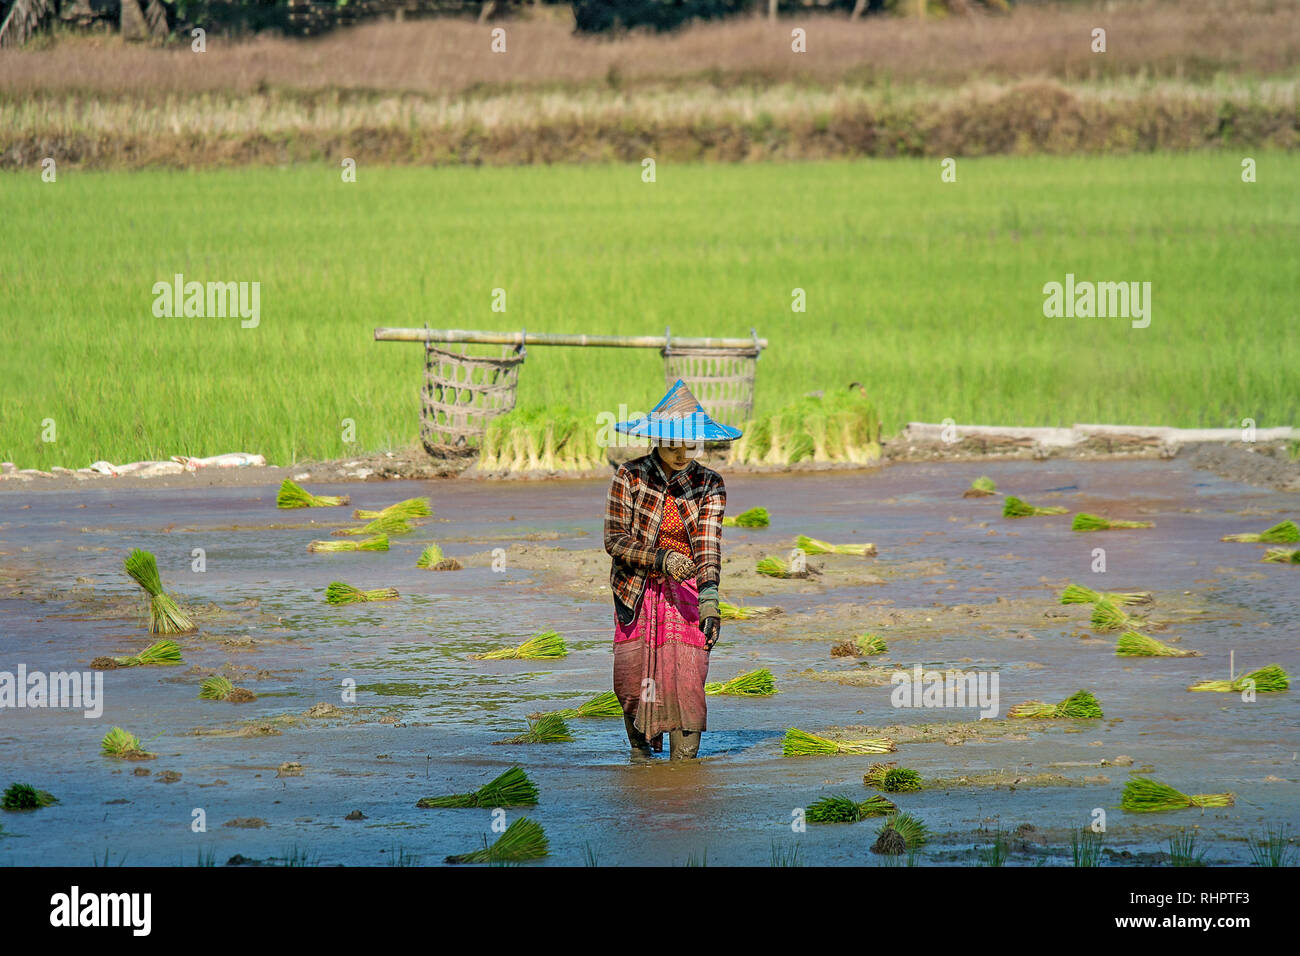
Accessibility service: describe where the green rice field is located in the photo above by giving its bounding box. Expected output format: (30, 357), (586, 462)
(2, 153), (1296, 470)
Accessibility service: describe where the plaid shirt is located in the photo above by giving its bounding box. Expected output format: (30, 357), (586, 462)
(604, 452), (726, 623)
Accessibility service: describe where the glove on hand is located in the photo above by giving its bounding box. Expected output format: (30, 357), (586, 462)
(698, 584), (721, 650)
(662, 550), (698, 582)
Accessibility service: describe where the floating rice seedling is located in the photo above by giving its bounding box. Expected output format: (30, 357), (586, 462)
(879, 768), (924, 793)
(795, 535), (876, 556)
(1008, 689), (1103, 719)
(417, 767), (539, 809)
(1121, 778), (1235, 813)
(1188, 664), (1289, 693)
(2, 782), (57, 810)
(1116, 631), (1200, 658)
(872, 812), (929, 854)
(705, 668), (776, 696)
(416, 544), (462, 571)
(756, 556), (807, 579)
(473, 631), (567, 660)
(111, 639), (182, 668)
(832, 633), (887, 658)
(1221, 520), (1299, 543)
(1091, 599), (1141, 632)
(542, 690), (624, 720)
(863, 762), (897, 788)
(493, 713), (574, 745)
(276, 479), (349, 509)
(324, 581), (400, 605)
(101, 727), (154, 760)
(333, 514), (414, 537)
(445, 817), (549, 864)
(1003, 496), (1069, 518)
(722, 507), (770, 528)
(1059, 583), (1152, 606)
(717, 600), (780, 620)
(308, 535), (389, 553)
(806, 794), (897, 823)
(782, 728), (895, 756)
(1262, 547), (1300, 564)
(123, 548), (195, 635)
(1072, 512), (1154, 531)
(963, 476), (997, 497)
(353, 497), (433, 521)
(198, 675), (256, 702)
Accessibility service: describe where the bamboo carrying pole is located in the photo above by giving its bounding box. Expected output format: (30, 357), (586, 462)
(375, 328), (768, 351)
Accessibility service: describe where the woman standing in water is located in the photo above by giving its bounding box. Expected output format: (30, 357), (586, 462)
(604, 380), (741, 761)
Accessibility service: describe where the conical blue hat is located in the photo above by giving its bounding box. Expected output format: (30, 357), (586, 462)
(614, 380), (743, 442)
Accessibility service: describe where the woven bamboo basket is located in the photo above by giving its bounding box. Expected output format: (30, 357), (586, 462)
(421, 342), (525, 451)
(662, 345), (759, 430)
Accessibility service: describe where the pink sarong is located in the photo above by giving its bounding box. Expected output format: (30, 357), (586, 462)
(613, 574), (710, 742)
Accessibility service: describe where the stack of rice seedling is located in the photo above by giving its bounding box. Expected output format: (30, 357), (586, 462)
(101, 727), (154, 760)
(1059, 583), (1152, 606)
(1188, 664), (1289, 693)
(722, 507), (770, 528)
(1116, 631), (1200, 658)
(730, 391), (880, 466)
(276, 480), (349, 509)
(493, 713), (574, 745)
(416, 544), (463, 571)
(445, 817), (549, 864)
(1262, 548), (1300, 564)
(1221, 520), (1299, 543)
(1091, 599), (1143, 632)
(332, 514), (414, 537)
(417, 767), (539, 808)
(718, 600), (780, 620)
(93, 639), (182, 669)
(782, 728), (895, 756)
(756, 556), (809, 579)
(832, 633), (887, 658)
(308, 535), (389, 553)
(198, 675), (257, 703)
(796, 535), (876, 556)
(1008, 689), (1103, 719)
(805, 794), (897, 823)
(1072, 513), (1154, 531)
(863, 762), (925, 792)
(324, 581), (400, 605)
(1003, 496), (1068, 518)
(124, 549), (195, 635)
(353, 497), (433, 521)
(472, 631), (567, 660)
(535, 691), (623, 720)
(963, 476), (997, 498)
(2, 782), (58, 810)
(1121, 778), (1235, 813)
(872, 812), (929, 855)
(704, 669), (776, 696)
(480, 408), (604, 474)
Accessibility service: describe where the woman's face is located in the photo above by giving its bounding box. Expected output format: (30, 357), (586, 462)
(655, 441), (698, 473)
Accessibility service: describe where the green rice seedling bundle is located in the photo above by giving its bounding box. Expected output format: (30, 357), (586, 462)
(353, 497), (433, 521)
(1116, 631), (1200, 658)
(1188, 664), (1289, 693)
(872, 812), (929, 854)
(198, 675), (256, 702)
(1221, 520), (1299, 543)
(333, 514), (414, 537)
(473, 631), (567, 660)
(416, 543), (462, 571)
(1059, 583), (1152, 606)
(1121, 778), (1235, 813)
(730, 391), (880, 466)
(1261, 547), (1300, 564)
(494, 713), (574, 745)
(757, 556), (806, 578)
(1002, 496), (1068, 518)
(1091, 600), (1140, 631)
(722, 507), (770, 528)
(324, 581), (400, 605)
(805, 794), (897, 823)
(782, 728), (895, 757)
(112, 639), (182, 667)
(717, 600), (779, 620)
(445, 817), (549, 864)
(417, 766), (539, 809)
(308, 535), (389, 553)
(2, 782), (57, 810)
(863, 762), (897, 788)
(101, 727), (154, 760)
(879, 768), (924, 792)
(831, 633), (887, 657)
(963, 476), (997, 497)
(123, 548), (195, 634)
(1072, 512), (1154, 531)
(277, 479), (349, 509)
(795, 535), (876, 556)
(544, 690), (623, 720)
(704, 668), (776, 696)
(1008, 689), (1103, 719)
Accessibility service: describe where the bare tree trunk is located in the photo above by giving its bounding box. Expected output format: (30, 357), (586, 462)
(768, 0), (777, 22)
(850, 0), (867, 20)
(478, 0), (496, 23)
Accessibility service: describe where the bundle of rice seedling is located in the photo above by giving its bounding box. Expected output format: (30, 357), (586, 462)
(963, 476), (997, 497)
(417, 766), (539, 809)
(416, 543), (462, 571)
(1116, 631), (1200, 658)
(308, 535), (389, 553)
(872, 812), (929, 854)
(718, 600), (779, 620)
(831, 633), (888, 658)
(353, 497), (433, 521)
(473, 631), (567, 660)
(704, 669), (776, 696)
(543, 690), (623, 720)
(1262, 547), (1300, 564)
(879, 768), (924, 793)
(1072, 512), (1154, 531)
(100, 727), (153, 760)
(494, 713), (574, 745)
(795, 535), (876, 556)
(123, 548), (195, 635)
(1091, 599), (1140, 632)
(445, 817), (549, 864)
(324, 581), (400, 605)
(276, 479), (349, 509)
(757, 556), (807, 579)
(806, 794), (897, 823)
(332, 514), (413, 537)
(1121, 778), (1235, 813)
(722, 507), (770, 528)
(863, 762), (897, 787)
(1003, 496), (1069, 518)
(2, 782), (57, 811)
(1059, 583), (1153, 606)
(782, 728), (895, 756)
(198, 675), (256, 702)
(1008, 689), (1103, 719)
(1188, 664), (1289, 693)
(1221, 520), (1299, 543)
(112, 639), (182, 667)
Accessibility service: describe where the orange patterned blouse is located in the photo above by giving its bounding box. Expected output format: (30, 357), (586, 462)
(656, 493), (694, 559)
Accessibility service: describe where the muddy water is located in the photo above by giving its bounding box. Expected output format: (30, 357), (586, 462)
(0, 460), (1295, 866)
